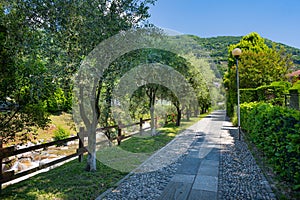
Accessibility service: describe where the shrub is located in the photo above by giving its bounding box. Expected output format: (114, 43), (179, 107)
(256, 85), (286, 106)
(229, 81), (291, 118)
(240, 88), (257, 103)
(46, 88), (71, 113)
(53, 127), (70, 141)
(240, 102), (300, 188)
(290, 80), (300, 92)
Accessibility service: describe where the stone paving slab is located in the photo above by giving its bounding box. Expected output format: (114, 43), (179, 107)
(188, 189), (217, 200)
(158, 182), (193, 200)
(171, 174), (195, 183)
(197, 164), (219, 177)
(158, 111), (224, 200)
(176, 157), (201, 175)
(192, 175), (218, 192)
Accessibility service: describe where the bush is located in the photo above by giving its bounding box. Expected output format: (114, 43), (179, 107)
(256, 85), (286, 105)
(240, 102), (300, 188)
(290, 80), (300, 92)
(46, 88), (71, 113)
(228, 81), (291, 118)
(240, 88), (257, 103)
(53, 127), (70, 141)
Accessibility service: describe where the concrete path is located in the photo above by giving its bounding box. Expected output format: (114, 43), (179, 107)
(158, 110), (225, 200)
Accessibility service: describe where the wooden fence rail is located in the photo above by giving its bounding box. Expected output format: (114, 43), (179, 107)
(0, 117), (152, 190)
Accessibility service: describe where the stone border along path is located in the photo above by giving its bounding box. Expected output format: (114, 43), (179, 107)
(98, 110), (276, 200)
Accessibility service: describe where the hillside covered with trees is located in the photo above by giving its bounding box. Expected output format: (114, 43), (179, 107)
(188, 35), (300, 77)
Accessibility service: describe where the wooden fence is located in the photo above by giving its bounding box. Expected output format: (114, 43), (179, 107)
(0, 118), (152, 190)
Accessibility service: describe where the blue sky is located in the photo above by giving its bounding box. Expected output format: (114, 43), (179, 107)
(148, 0), (300, 49)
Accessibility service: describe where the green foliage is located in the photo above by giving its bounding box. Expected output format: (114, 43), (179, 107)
(188, 35), (242, 77)
(0, 0), (156, 145)
(256, 85), (287, 105)
(224, 32), (293, 117)
(46, 88), (71, 113)
(290, 80), (300, 92)
(53, 127), (70, 141)
(240, 88), (257, 103)
(189, 35), (300, 77)
(240, 81), (291, 106)
(240, 102), (300, 187)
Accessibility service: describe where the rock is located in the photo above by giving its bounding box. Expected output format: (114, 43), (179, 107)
(59, 146), (68, 150)
(47, 154), (59, 159)
(31, 152), (41, 161)
(18, 152), (32, 159)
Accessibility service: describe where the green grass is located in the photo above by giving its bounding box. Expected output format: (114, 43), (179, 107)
(120, 115), (207, 154)
(1, 156), (127, 200)
(1, 114), (208, 199)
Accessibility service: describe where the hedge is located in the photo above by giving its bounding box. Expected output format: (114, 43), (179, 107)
(228, 81), (291, 118)
(240, 81), (290, 106)
(240, 102), (300, 189)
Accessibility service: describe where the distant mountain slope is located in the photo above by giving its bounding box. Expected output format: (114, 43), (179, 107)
(187, 35), (300, 77)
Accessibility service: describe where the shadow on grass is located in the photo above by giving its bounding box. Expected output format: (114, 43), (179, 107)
(120, 114), (208, 154)
(1, 156), (127, 200)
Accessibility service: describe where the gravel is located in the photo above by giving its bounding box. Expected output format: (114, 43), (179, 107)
(218, 127), (277, 200)
(100, 154), (187, 200)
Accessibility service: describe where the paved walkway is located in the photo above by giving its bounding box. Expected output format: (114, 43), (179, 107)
(99, 110), (275, 200)
(158, 111), (224, 200)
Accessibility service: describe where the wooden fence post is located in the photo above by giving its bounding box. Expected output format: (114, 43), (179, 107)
(165, 114), (168, 125)
(139, 118), (143, 135)
(117, 127), (122, 146)
(78, 127), (84, 162)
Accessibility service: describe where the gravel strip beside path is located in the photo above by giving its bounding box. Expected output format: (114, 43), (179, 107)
(218, 120), (277, 200)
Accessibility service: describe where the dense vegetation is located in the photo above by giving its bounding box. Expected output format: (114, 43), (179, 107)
(1, 0), (215, 171)
(0, 0), (156, 145)
(223, 33), (300, 197)
(223, 32), (293, 117)
(240, 102), (300, 191)
(188, 35), (300, 77)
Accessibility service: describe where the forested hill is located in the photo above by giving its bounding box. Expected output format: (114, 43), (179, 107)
(188, 35), (300, 77)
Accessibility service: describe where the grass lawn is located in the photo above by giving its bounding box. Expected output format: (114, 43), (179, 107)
(1, 157), (127, 200)
(120, 116), (204, 153)
(1, 114), (207, 200)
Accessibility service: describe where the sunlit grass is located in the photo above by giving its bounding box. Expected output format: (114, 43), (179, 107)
(1, 156), (127, 200)
(36, 112), (76, 141)
(120, 114), (208, 154)
(1, 113), (208, 199)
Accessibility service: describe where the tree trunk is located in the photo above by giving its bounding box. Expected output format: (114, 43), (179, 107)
(78, 77), (98, 172)
(86, 151), (96, 172)
(176, 106), (181, 126)
(85, 125), (97, 172)
(150, 105), (156, 135)
(146, 86), (157, 136)
(194, 107), (199, 117)
(186, 108), (190, 121)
